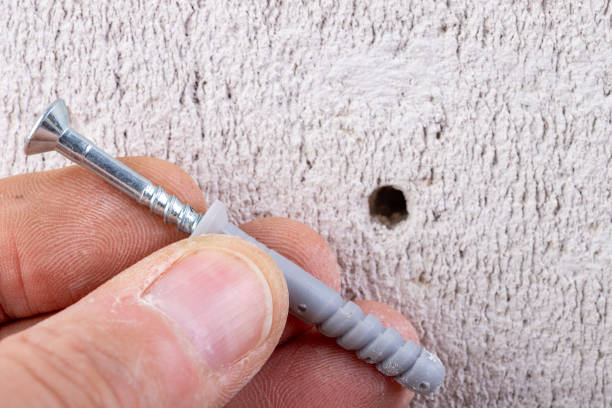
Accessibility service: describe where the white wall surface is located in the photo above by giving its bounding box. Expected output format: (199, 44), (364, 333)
(1, 1), (611, 406)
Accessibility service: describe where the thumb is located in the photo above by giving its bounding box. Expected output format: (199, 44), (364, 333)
(0, 234), (288, 407)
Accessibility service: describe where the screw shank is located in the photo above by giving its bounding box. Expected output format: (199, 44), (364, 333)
(57, 129), (152, 201)
(54, 129), (201, 234)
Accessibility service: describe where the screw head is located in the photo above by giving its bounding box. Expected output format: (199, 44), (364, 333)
(25, 99), (70, 155)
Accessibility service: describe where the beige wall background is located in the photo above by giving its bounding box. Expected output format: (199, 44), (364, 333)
(1, 1), (611, 406)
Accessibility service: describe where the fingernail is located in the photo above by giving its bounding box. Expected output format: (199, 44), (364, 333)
(143, 249), (273, 369)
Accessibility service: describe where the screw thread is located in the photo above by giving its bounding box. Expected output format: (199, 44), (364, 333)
(142, 185), (202, 234)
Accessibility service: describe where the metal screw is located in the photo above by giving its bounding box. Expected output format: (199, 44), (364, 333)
(25, 99), (203, 234)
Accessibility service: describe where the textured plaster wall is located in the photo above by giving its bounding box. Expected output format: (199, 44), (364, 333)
(1, 1), (611, 406)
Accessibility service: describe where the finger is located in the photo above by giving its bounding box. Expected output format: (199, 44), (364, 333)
(0, 212), (338, 345)
(227, 300), (417, 408)
(0, 157), (206, 321)
(0, 234), (288, 407)
(240, 217), (340, 344)
(0, 313), (52, 342)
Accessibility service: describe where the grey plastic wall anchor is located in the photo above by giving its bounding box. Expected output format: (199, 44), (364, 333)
(376, 340), (421, 376)
(337, 314), (385, 350)
(192, 201), (445, 394)
(25, 100), (444, 397)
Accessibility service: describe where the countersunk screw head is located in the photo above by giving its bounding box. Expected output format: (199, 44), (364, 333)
(25, 99), (71, 155)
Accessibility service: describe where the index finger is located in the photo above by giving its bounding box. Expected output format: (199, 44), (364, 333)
(0, 157), (207, 322)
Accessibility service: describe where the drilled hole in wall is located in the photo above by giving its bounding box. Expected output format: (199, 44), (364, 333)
(369, 185), (408, 227)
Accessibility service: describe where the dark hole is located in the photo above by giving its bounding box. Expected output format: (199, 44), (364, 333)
(369, 185), (408, 227)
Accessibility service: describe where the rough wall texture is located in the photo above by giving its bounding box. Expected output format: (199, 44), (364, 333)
(1, 1), (611, 406)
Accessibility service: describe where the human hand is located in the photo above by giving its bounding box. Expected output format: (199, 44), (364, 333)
(0, 157), (418, 407)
